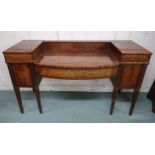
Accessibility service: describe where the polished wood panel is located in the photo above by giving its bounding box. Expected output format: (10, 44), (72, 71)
(119, 64), (142, 88)
(3, 40), (152, 115)
(11, 64), (33, 87)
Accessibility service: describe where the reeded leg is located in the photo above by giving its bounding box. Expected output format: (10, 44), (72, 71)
(7, 64), (24, 113)
(129, 90), (139, 116)
(110, 88), (119, 115)
(33, 86), (43, 113)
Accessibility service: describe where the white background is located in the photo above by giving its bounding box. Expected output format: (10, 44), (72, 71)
(0, 0), (155, 155)
(0, 31), (155, 92)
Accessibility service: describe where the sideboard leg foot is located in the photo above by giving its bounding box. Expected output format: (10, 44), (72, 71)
(110, 88), (119, 115)
(34, 86), (43, 113)
(14, 87), (24, 114)
(152, 102), (155, 113)
(129, 90), (139, 116)
(118, 89), (121, 94)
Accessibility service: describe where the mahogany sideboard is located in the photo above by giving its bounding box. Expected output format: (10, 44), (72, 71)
(3, 40), (152, 115)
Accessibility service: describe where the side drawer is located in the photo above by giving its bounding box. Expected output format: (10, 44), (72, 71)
(11, 64), (33, 87)
(121, 54), (150, 63)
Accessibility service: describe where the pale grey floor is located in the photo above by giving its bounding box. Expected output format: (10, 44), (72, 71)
(0, 91), (154, 123)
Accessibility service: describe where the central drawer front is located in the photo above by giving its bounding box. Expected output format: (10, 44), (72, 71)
(36, 67), (118, 80)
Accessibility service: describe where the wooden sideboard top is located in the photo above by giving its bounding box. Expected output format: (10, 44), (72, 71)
(112, 40), (151, 55)
(3, 40), (152, 67)
(3, 40), (151, 55)
(4, 40), (43, 54)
